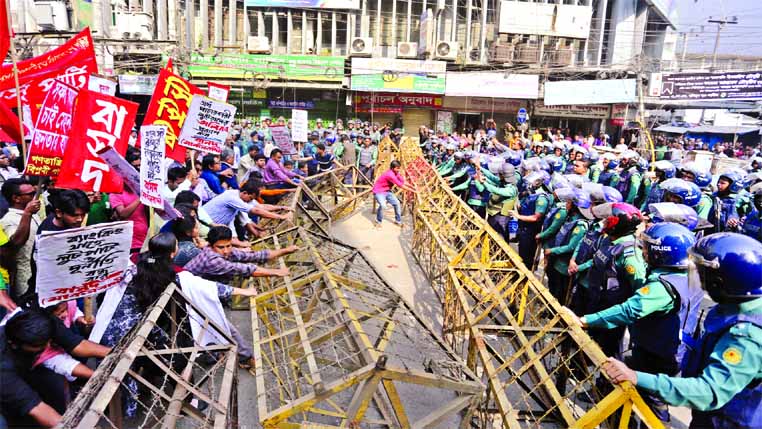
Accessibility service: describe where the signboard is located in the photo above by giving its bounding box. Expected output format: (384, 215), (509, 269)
(89, 76), (117, 96)
(498, 1), (592, 39)
(188, 53), (345, 82)
(353, 93), (443, 108)
(260, 109), (271, 120)
(517, 108), (528, 124)
(270, 125), (295, 155)
(291, 109), (308, 142)
(445, 72), (540, 99)
(355, 106), (403, 114)
(244, 0), (358, 7)
(24, 81), (78, 177)
(442, 96), (526, 113)
(436, 110), (453, 134)
(652, 71), (762, 101)
(118, 75), (159, 95)
(56, 90), (139, 193)
(543, 79), (637, 105)
(207, 82), (230, 102)
(350, 58), (446, 94)
(178, 95), (237, 154)
(534, 102), (611, 119)
(268, 100), (315, 109)
(139, 125), (167, 209)
(35, 221), (133, 307)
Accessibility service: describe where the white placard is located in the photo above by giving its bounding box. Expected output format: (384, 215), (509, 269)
(35, 221), (133, 307)
(88, 75), (117, 96)
(139, 125), (167, 209)
(291, 109), (308, 142)
(177, 95), (237, 154)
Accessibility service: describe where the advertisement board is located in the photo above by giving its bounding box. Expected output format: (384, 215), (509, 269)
(498, 1), (592, 39)
(350, 58), (446, 94)
(445, 72), (539, 99)
(544, 79), (637, 105)
(188, 54), (345, 81)
(651, 71), (762, 101)
(244, 0), (358, 7)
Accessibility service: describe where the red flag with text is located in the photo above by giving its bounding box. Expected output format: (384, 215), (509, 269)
(0, 28), (97, 116)
(56, 89), (138, 193)
(142, 67), (203, 163)
(0, 0), (10, 63)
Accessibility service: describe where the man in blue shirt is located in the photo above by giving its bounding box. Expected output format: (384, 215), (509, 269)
(199, 154), (234, 196)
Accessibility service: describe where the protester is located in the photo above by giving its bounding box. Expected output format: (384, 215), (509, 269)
(0, 178), (41, 300)
(202, 180), (293, 237)
(371, 160), (416, 228)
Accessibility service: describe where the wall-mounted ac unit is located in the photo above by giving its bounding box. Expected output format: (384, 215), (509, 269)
(434, 41), (459, 61)
(247, 36), (271, 53)
(32, 1), (69, 31)
(466, 48), (482, 64)
(397, 42), (418, 58)
(349, 37), (373, 56)
(115, 12), (154, 40)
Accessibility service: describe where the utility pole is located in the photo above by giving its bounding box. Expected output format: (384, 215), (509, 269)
(708, 16), (738, 71)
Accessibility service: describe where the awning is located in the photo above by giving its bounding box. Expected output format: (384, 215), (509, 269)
(653, 125), (689, 134)
(686, 125), (760, 135)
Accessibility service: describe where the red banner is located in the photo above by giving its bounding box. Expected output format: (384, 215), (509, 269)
(142, 67), (203, 162)
(354, 92), (443, 108)
(56, 90), (138, 193)
(0, 29), (97, 115)
(0, 102), (21, 144)
(24, 81), (78, 177)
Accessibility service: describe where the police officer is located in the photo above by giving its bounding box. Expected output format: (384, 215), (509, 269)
(604, 233), (762, 428)
(598, 153), (620, 187)
(584, 202), (647, 358)
(484, 163), (519, 240)
(641, 160), (677, 213)
(573, 223), (703, 422)
(612, 150), (643, 205)
(586, 148), (602, 183)
(510, 171), (552, 269)
(742, 185), (762, 242)
(545, 188), (591, 304)
(678, 162), (714, 220)
(451, 153), (492, 217)
(709, 170), (744, 233)
(536, 178), (570, 263)
(439, 151), (467, 178)
(660, 178), (703, 218)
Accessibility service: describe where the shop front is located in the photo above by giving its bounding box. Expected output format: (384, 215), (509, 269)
(352, 93), (443, 135)
(531, 102), (612, 136)
(441, 97), (528, 138)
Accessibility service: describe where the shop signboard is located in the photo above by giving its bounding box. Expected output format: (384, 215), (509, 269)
(442, 96), (526, 113)
(244, 0), (358, 7)
(188, 53), (345, 82)
(118, 75), (159, 95)
(534, 102), (611, 119)
(268, 100), (316, 109)
(651, 71), (762, 101)
(355, 106), (403, 114)
(445, 72), (540, 99)
(544, 79), (637, 105)
(353, 93), (443, 108)
(350, 58), (446, 94)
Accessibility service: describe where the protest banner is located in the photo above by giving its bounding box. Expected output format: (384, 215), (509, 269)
(269, 125), (296, 155)
(56, 89), (138, 193)
(0, 28), (97, 113)
(177, 95), (236, 154)
(291, 109), (308, 142)
(142, 67), (204, 162)
(139, 125), (167, 209)
(100, 146), (179, 220)
(35, 221), (133, 307)
(207, 82), (230, 102)
(24, 81), (78, 177)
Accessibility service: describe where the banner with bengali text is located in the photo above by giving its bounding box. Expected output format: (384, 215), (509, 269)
(177, 95), (236, 154)
(139, 125), (167, 208)
(24, 81), (78, 177)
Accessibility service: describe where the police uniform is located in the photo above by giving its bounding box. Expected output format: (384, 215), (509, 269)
(696, 193), (713, 220)
(546, 214), (588, 303)
(452, 168), (492, 218)
(636, 297), (762, 428)
(641, 178), (665, 213)
(585, 269), (703, 421)
(588, 164), (602, 184)
(570, 222), (609, 314)
(599, 168), (618, 187)
(484, 180), (518, 240)
(517, 190), (551, 268)
(743, 208), (762, 242)
(614, 165), (643, 205)
(709, 192), (741, 233)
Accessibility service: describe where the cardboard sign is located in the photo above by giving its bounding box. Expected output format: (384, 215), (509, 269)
(291, 109), (308, 142)
(35, 221), (133, 307)
(269, 125), (295, 155)
(24, 80), (78, 177)
(207, 82), (230, 101)
(88, 75), (117, 96)
(139, 125), (167, 208)
(177, 95), (236, 154)
(142, 67), (204, 162)
(56, 89), (139, 193)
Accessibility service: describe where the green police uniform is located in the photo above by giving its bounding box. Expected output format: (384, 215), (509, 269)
(571, 221), (604, 289)
(537, 204), (567, 249)
(484, 181), (518, 216)
(605, 234), (648, 291)
(624, 171), (643, 206)
(548, 214), (588, 275)
(588, 164), (602, 184)
(635, 297), (762, 414)
(437, 158), (455, 175)
(696, 193), (713, 220)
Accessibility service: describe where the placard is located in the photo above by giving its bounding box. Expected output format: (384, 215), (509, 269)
(35, 221), (133, 307)
(177, 95), (236, 154)
(207, 82), (230, 102)
(88, 75), (117, 96)
(24, 80), (78, 177)
(139, 125), (167, 209)
(291, 109), (308, 142)
(269, 125), (295, 155)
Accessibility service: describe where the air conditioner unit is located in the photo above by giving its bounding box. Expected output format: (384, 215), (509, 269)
(489, 43), (514, 64)
(349, 37), (373, 56)
(115, 12), (154, 40)
(247, 36), (271, 53)
(397, 42), (418, 58)
(434, 41), (459, 61)
(32, 1), (69, 31)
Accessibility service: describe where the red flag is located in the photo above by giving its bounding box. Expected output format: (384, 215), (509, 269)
(0, 101), (20, 144)
(165, 58), (173, 72)
(142, 67), (202, 162)
(0, 0), (10, 63)
(24, 80), (78, 177)
(56, 89), (138, 193)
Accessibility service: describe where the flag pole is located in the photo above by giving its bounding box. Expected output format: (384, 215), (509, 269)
(5, 0), (27, 159)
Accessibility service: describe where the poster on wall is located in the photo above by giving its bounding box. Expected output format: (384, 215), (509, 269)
(436, 111), (453, 134)
(350, 58), (447, 94)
